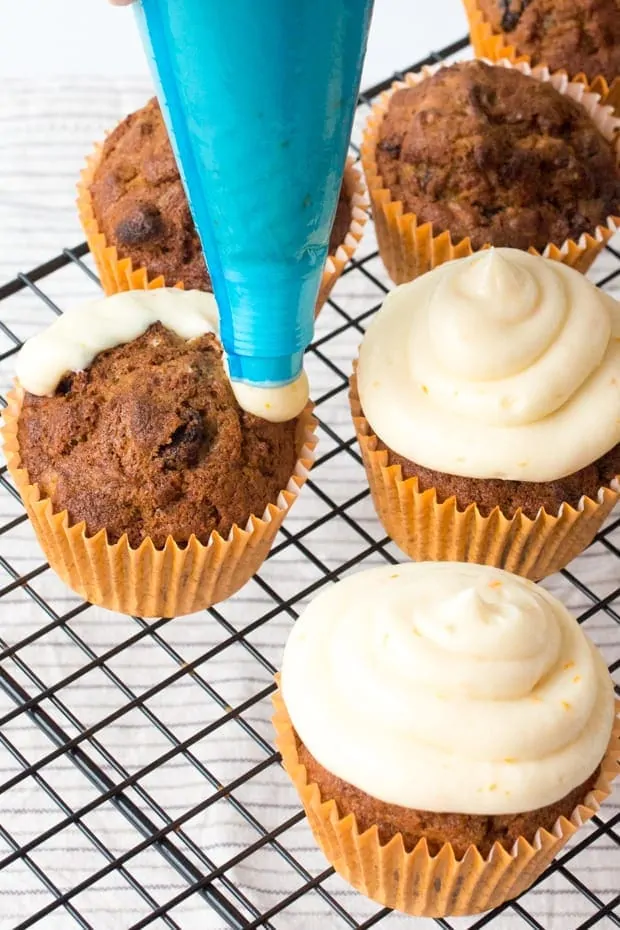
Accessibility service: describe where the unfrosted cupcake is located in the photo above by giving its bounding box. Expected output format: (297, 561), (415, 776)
(78, 98), (368, 309)
(2, 287), (316, 617)
(362, 59), (620, 283)
(465, 0), (620, 114)
(349, 247), (620, 579)
(274, 561), (619, 917)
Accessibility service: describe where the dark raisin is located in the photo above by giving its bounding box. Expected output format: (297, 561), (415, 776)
(115, 203), (164, 246)
(158, 410), (205, 470)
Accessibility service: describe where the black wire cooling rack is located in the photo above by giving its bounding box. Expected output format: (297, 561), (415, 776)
(0, 34), (618, 930)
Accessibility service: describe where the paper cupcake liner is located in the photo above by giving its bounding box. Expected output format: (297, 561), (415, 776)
(273, 682), (620, 918)
(463, 0), (620, 117)
(2, 387), (317, 618)
(77, 146), (368, 314)
(361, 58), (620, 284)
(349, 370), (618, 581)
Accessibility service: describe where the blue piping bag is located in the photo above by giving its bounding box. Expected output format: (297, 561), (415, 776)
(135, 0), (374, 417)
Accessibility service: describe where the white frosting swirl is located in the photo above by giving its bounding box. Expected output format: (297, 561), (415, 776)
(15, 289), (308, 422)
(281, 562), (615, 814)
(357, 249), (620, 482)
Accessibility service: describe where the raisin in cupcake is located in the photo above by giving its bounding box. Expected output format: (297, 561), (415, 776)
(361, 59), (620, 283)
(349, 248), (620, 580)
(464, 0), (620, 115)
(77, 98), (368, 312)
(1, 287), (316, 617)
(274, 561), (619, 917)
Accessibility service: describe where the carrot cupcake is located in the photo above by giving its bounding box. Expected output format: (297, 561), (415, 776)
(2, 288), (316, 617)
(350, 247), (620, 579)
(78, 98), (367, 309)
(274, 561), (619, 916)
(362, 59), (620, 282)
(465, 0), (620, 113)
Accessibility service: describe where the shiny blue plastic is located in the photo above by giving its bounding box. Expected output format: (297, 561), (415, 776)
(135, 0), (374, 387)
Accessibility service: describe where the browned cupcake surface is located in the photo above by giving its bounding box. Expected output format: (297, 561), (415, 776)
(17, 323), (298, 548)
(297, 732), (599, 859)
(376, 60), (620, 251)
(385, 443), (620, 519)
(90, 98), (352, 291)
(477, 0), (620, 84)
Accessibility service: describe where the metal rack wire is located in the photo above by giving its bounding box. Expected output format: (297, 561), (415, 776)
(0, 34), (618, 930)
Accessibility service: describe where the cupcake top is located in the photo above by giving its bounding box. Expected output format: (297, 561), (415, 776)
(478, 0), (620, 85)
(90, 98), (352, 291)
(281, 561), (615, 814)
(357, 248), (620, 483)
(15, 290), (300, 548)
(375, 60), (620, 251)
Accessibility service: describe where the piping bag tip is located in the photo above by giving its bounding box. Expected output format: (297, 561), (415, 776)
(228, 369), (310, 423)
(136, 0), (374, 411)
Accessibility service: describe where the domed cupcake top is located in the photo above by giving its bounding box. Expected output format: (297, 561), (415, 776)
(16, 289), (218, 398)
(281, 562), (615, 814)
(15, 289), (308, 423)
(357, 248), (620, 482)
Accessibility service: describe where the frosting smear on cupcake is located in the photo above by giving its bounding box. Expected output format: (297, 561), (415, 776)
(358, 248), (620, 481)
(16, 289), (308, 422)
(281, 561), (615, 814)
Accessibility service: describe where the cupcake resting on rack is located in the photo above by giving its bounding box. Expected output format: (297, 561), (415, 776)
(350, 247), (620, 579)
(362, 58), (620, 283)
(274, 561), (619, 917)
(1, 288), (316, 617)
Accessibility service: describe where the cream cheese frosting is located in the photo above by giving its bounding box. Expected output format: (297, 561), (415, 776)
(281, 562), (615, 815)
(357, 249), (620, 482)
(15, 288), (308, 423)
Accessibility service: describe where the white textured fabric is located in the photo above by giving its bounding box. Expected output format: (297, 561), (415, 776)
(0, 78), (618, 930)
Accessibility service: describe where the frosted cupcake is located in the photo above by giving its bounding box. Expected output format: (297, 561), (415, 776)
(273, 561), (619, 917)
(2, 287), (316, 617)
(349, 247), (620, 579)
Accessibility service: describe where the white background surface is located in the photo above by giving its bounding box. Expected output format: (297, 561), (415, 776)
(0, 0), (468, 85)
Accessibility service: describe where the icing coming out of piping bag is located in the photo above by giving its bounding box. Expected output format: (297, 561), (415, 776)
(135, 0), (375, 418)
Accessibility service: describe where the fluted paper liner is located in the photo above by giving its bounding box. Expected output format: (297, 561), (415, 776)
(1, 387), (317, 618)
(77, 144), (368, 314)
(273, 682), (620, 917)
(463, 0), (620, 117)
(349, 370), (618, 581)
(361, 58), (620, 284)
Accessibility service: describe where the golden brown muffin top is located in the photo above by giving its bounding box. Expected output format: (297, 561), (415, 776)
(17, 323), (299, 549)
(90, 98), (352, 291)
(478, 0), (620, 84)
(376, 60), (620, 251)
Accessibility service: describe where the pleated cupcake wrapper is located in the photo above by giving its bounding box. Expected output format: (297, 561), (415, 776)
(349, 370), (619, 581)
(463, 0), (620, 117)
(2, 386), (317, 618)
(77, 145), (369, 314)
(273, 682), (620, 918)
(361, 57), (620, 285)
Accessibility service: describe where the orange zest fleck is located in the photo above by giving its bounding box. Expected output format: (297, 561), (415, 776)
(421, 384), (429, 394)
(488, 580), (502, 589)
(573, 675), (581, 684)
(563, 661), (575, 670)
(562, 701), (572, 712)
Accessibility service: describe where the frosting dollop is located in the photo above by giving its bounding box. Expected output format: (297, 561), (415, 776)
(357, 249), (620, 482)
(281, 562), (615, 814)
(15, 289), (308, 422)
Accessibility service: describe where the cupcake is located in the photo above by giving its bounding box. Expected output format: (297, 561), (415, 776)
(78, 98), (368, 309)
(361, 59), (620, 283)
(349, 248), (620, 580)
(464, 0), (620, 114)
(1, 287), (316, 617)
(274, 561), (619, 917)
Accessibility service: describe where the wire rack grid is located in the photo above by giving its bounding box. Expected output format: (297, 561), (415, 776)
(0, 34), (618, 930)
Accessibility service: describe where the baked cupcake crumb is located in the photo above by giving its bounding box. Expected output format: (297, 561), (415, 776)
(17, 323), (299, 548)
(376, 60), (620, 251)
